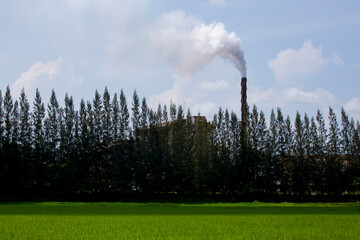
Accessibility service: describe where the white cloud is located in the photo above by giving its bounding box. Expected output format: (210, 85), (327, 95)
(199, 80), (230, 91)
(149, 60), (338, 120)
(209, 0), (227, 6)
(268, 40), (339, 82)
(247, 86), (338, 119)
(343, 98), (360, 121)
(330, 54), (345, 66)
(149, 77), (233, 117)
(11, 57), (83, 103)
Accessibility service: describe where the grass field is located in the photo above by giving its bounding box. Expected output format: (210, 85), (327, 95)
(0, 201), (359, 239)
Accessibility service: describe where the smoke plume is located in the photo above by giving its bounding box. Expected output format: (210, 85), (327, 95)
(150, 11), (246, 78)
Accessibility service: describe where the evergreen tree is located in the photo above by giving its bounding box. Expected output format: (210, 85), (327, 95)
(284, 116), (294, 154)
(170, 101), (176, 122)
(32, 89), (45, 191)
(102, 87), (111, 145)
(32, 89), (45, 154)
(0, 90), (3, 186)
(316, 110), (327, 193)
(86, 101), (95, 148)
(0, 89), (4, 143)
(62, 94), (76, 193)
(46, 89), (60, 155)
(93, 90), (103, 145)
(114, 90), (131, 192)
(293, 112), (307, 194)
(119, 90), (130, 141)
(131, 90), (140, 137)
(276, 108), (287, 155)
(0, 90), (3, 147)
(309, 117), (320, 155)
(309, 116), (322, 193)
(328, 107), (340, 156)
(350, 119), (360, 157)
(303, 114), (311, 155)
(64, 94), (75, 153)
(11, 100), (19, 144)
(79, 99), (88, 149)
(340, 107), (351, 155)
(19, 88), (32, 149)
(18, 89), (32, 192)
(326, 107), (341, 194)
(131, 91), (141, 191)
(269, 109), (277, 156)
(77, 99), (90, 192)
(4, 86), (13, 145)
(156, 104), (162, 125)
(248, 105), (260, 151)
(316, 110), (327, 154)
(162, 104), (169, 124)
(111, 93), (120, 143)
(258, 111), (269, 154)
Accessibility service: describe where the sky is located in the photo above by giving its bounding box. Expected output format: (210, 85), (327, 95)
(1, 0), (360, 122)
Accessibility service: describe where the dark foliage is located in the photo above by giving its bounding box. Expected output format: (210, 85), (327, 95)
(0, 87), (359, 198)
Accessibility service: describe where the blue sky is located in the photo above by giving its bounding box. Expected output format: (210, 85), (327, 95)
(1, 0), (360, 121)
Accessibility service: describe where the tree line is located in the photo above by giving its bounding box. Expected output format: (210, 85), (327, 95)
(0, 86), (359, 197)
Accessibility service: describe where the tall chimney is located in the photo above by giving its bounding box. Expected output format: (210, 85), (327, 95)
(241, 77), (247, 129)
(240, 77), (248, 154)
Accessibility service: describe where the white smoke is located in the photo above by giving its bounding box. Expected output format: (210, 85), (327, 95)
(150, 11), (246, 78)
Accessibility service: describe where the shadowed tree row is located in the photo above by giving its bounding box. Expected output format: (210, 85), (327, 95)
(0, 86), (359, 197)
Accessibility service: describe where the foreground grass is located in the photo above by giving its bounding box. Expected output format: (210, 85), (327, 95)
(0, 202), (359, 239)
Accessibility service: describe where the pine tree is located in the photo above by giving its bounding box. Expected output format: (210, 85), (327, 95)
(326, 107), (341, 194)
(162, 104), (169, 124)
(140, 97), (148, 129)
(309, 117), (320, 155)
(4, 86), (13, 145)
(294, 112), (304, 154)
(340, 107), (351, 155)
(17, 89), (32, 192)
(46, 89), (60, 155)
(303, 113), (311, 155)
(93, 90), (103, 145)
(131, 90), (140, 137)
(248, 105), (259, 151)
(328, 107), (340, 156)
(115, 90), (131, 192)
(111, 93), (120, 143)
(268, 109), (278, 158)
(32, 89), (45, 191)
(78, 99), (90, 192)
(284, 116), (293, 154)
(156, 104), (162, 125)
(102, 87), (111, 145)
(350, 119), (360, 157)
(64, 94), (75, 154)
(79, 99), (88, 149)
(32, 89), (45, 154)
(119, 90), (130, 141)
(130, 90), (141, 191)
(19, 88), (32, 149)
(86, 101), (95, 148)
(0, 90), (3, 147)
(276, 108), (288, 155)
(316, 110), (327, 154)
(293, 111), (307, 194)
(170, 101), (176, 122)
(11, 100), (19, 144)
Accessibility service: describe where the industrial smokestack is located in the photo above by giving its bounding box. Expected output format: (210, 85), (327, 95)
(241, 77), (247, 129)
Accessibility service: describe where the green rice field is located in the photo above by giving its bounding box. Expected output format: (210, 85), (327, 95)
(0, 201), (359, 239)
